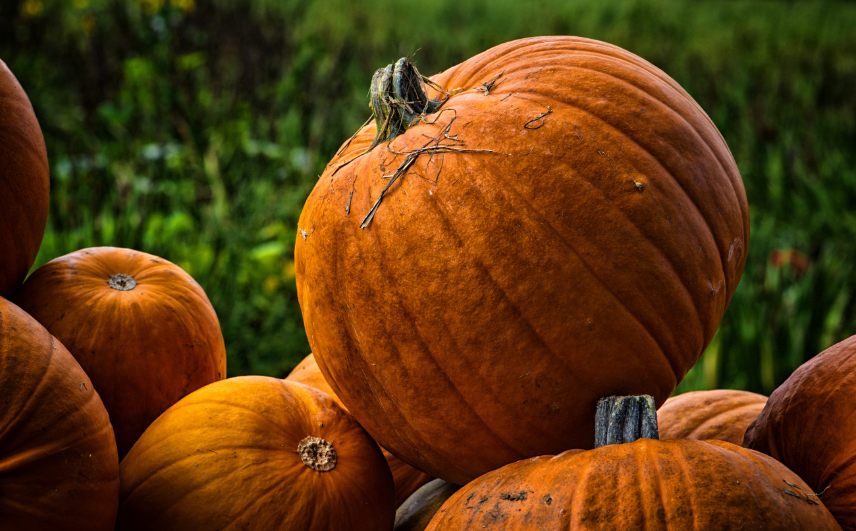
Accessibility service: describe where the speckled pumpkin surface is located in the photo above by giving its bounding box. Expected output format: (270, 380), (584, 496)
(425, 439), (839, 530)
(117, 377), (395, 531)
(295, 36), (750, 483)
(744, 334), (856, 531)
(0, 59), (49, 298)
(0, 297), (119, 531)
(658, 389), (767, 445)
(287, 353), (433, 505)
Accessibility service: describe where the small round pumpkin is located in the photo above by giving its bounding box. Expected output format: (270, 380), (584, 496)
(287, 353), (434, 505)
(117, 377), (395, 531)
(0, 59), (50, 298)
(744, 335), (856, 531)
(658, 389), (767, 445)
(295, 36), (750, 484)
(14, 247), (227, 457)
(0, 297), (119, 530)
(426, 394), (839, 530)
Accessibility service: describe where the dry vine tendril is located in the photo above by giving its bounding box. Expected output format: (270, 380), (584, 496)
(333, 57), (509, 229)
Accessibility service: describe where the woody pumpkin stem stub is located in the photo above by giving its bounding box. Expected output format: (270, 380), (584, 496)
(369, 57), (445, 149)
(594, 394), (659, 447)
(298, 436), (337, 472)
(108, 274), (137, 291)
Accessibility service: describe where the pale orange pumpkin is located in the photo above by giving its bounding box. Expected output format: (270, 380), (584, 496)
(658, 389), (767, 445)
(117, 377), (395, 530)
(14, 247), (227, 457)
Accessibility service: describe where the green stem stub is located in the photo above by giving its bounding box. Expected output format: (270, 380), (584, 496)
(594, 395), (659, 447)
(369, 57), (445, 149)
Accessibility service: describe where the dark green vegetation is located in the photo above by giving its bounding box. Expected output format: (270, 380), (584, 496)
(2, 0), (854, 393)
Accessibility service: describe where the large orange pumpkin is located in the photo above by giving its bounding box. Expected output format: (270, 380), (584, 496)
(117, 377), (395, 531)
(295, 36), (749, 483)
(287, 353), (434, 505)
(425, 440), (839, 530)
(0, 59), (50, 298)
(0, 297), (119, 530)
(744, 335), (856, 531)
(425, 394), (839, 530)
(658, 389), (766, 445)
(14, 247), (227, 457)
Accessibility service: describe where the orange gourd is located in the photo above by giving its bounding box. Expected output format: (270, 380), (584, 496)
(287, 353), (433, 505)
(0, 59), (49, 298)
(744, 335), (856, 530)
(14, 247), (227, 457)
(0, 297), (119, 530)
(117, 377), (395, 531)
(658, 389), (767, 445)
(425, 440), (839, 530)
(295, 36), (749, 483)
(426, 394), (838, 530)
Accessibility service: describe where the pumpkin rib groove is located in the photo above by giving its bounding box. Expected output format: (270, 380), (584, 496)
(670, 442), (700, 531)
(335, 231), (430, 459)
(508, 58), (745, 227)
(0, 414), (114, 474)
(569, 453), (596, 528)
(120, 441), (292, 504)
(424, 183), (599, 393)
(218, 473), (294, 531)
(330, 231), (443, 470)
(644, 441), (671, 529)
(533, 72), (736, 286)
(521, 91), (725, 320)
(442, 41), (745, 228)
(540, 94), (729, 304)
(0, 334), (56, 441)
(708, 442), (768, 523)
(423, 185), (609, 417)
(470, 137), (687, 384)
(429, 157), (672, 397)
(367, 211), (530, 461)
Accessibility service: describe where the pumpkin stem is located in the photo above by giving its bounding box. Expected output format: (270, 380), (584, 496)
(108, 274), (137, 291)
(594, 395), (659, 447)
(368, 57), (445, 149)
(297, 435), (337, 472)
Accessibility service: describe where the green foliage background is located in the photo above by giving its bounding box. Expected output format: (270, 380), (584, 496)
(2, 0), (855, 394)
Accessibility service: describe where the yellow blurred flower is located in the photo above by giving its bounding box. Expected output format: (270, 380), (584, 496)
(73, 0), (90, 9)
(139, 0), (163, 15)
(173, 0), (195, 12)
(283, 260), (296, 281)
(263, 276), (280, 294)
(20, 0), (44, 17)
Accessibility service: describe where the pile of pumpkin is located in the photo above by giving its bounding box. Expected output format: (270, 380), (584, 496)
(2, 36), (855, 531)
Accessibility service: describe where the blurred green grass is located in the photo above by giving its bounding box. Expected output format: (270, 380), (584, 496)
(2, 0), (855, 393)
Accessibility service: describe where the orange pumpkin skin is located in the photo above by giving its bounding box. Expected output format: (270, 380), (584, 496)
(286, 353), (433, 505)
(14, 247), (227, 458)
(117, 377), (395, 531)
(658, 389), (767, 445)
(744, 335), (856, 531)
(0, 298), (119, 530)
(425, 439), (839, 530)
(0, 59), (49, 298)
(295, 36), (750, 483)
